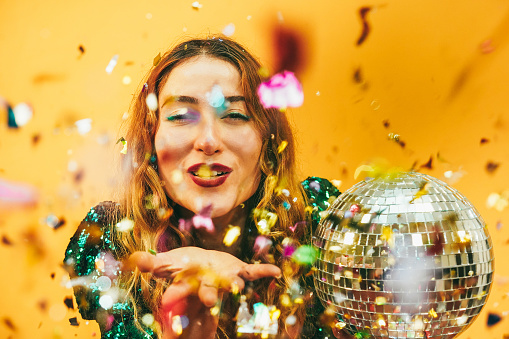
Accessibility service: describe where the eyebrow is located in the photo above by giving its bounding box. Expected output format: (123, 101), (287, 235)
(160, 95), (245, 108)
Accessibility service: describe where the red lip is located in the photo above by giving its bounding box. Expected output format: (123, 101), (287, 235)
(187, 163), (232, 188)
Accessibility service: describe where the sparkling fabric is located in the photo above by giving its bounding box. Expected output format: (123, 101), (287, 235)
(312, 172), (494, 339)
(64, 178), (340, 338)
(64, 202), (154, 338)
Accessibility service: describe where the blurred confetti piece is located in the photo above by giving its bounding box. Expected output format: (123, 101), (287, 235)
(105, 54), (119, 74)
(487, 312), (502, 327)
(146, 93), (158, 111)
(223, 226), (241, 246)
(486, 161), (500, 174)
(486, 192), (509, 211)
(192, 204), (214, 232)
(116, 218), (134, 232)
(170, 169), (184, 184)
(78, 45), (85, 55)
(254, 236), (272, 254)
(0, 178), (38, 208)
(116, 137), (127, 154)
(206, 84), (226, 109)
(172, 315), (183, 334)
(357, 7), (372, 46)
(277, 140), (288, 153)
(257, 71), (304, 109)
(191, 1), (202, 9)
(222, 23), (235, 37)
(291, 245), (317, 265)
(480, 39), (495, 54)
(75, 118), (92, 135)
(8, 102), (33, 128)
(122, 75), (131, 85)
(496, 220), (503, 230)
(153, 53), (161, 67)
(331, 179), (342, 189)
(141, 314), (154, 327)
(44, 214), (66, 229)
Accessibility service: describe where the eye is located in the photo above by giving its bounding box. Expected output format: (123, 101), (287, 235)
(221, 112), (250, 121)
(166, 108), (200, 124)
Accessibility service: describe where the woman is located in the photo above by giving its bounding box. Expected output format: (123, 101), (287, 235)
(64, 36), (342, 338)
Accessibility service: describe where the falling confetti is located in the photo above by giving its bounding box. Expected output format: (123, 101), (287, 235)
(480, 39), (495, 54)
(116, 137), (127, 154)
(257, 71), (304, 109)
(357, 7), (372, 46)
(153, 52), (161, 67)
(486, 161), (500, 174)
(291, 245), (318, 265)
(105, 54), (119, 74)
(272, 26), (307, 74)
(116, 218), (134, 232)
(223, 226), (241, 246)
(7, 102), (33, 128)
(191, 1), (202, 9)
(75, 118), (92, 135)
(222, 23), (235, 37)
(277, 140), (288, 153)
(387, 132), (405, 148)
(487, 312), (502, 327)
(0, 178), (38, 208)
(146, 93), (158, 111)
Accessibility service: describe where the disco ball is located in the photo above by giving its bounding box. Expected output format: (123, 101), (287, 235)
(312, 172), (494, 339)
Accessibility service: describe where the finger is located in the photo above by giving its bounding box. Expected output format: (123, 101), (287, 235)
(230, 276), (245, 292)
(161, 280), (196, 313)
(239, 264), (282, 281)
(198, 280), (219, 308)
(124, 251), (155, 273)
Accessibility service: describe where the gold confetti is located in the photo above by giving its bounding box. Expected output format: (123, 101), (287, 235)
(171, 315), (182, 335)
(223, 226), (241, 246)
(258, 66), (270, 78)
(197, 164), (212, 178)
(277, 140), (288, 153)
(429, 308), (437, 318)
(410, 182), (430, 203)
(210, 305), (220, 316)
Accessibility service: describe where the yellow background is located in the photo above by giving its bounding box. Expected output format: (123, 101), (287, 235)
(1, 0), (508, 337)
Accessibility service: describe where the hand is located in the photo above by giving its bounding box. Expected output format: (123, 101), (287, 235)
(127, 247), (281, 338)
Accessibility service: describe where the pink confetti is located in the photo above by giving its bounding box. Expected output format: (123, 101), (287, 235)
(0, 178), (38, 208)
(257, 71), (304, 109)
(192, 204), (214, 232)
(254, 236), (272, 255)
(290, 221), (306, 232)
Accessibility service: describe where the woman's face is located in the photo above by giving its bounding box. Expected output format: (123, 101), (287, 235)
(155, 56), (263, 219)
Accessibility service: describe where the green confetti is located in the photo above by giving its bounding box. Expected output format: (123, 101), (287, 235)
(148, 249), (157, 256)
(291, 245), (318, 266)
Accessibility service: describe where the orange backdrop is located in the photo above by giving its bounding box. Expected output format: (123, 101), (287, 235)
(1, 0), (508, 338)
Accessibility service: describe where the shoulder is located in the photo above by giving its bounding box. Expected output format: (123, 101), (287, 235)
(82, 201), (122, 224)
(301, 176), (341, 224)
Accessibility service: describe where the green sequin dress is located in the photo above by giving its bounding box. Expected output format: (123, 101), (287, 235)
(64, 177), (340, 338)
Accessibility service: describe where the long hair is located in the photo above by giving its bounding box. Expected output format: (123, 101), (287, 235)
(113, 35), (308, 337)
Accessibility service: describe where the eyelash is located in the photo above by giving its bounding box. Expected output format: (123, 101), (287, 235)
(222, 112), (250, 121)
(165, 111), (250, 122)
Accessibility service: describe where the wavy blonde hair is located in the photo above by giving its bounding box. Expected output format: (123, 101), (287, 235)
(112, 35), (309, 338)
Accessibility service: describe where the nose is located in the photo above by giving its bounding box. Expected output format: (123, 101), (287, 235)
(194, 117), (223, 155)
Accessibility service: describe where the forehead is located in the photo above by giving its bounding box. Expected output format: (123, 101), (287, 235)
(160, 56), (242, 97)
